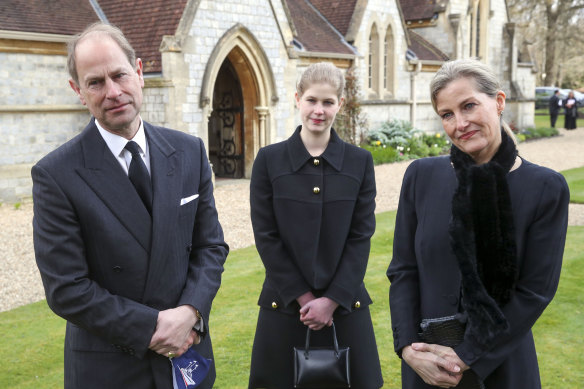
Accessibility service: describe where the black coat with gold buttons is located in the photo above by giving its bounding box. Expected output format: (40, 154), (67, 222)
(250, 126), (376, 315)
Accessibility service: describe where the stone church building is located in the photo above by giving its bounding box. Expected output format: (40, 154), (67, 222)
(0, 0), (535, 202)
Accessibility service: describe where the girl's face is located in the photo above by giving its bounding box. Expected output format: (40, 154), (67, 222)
(295, 82), (343, 136)
(435, 77), (505, 164)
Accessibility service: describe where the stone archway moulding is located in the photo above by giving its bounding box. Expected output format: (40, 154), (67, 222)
(200, 23), (279, 177)
(200, 23), (278, 109)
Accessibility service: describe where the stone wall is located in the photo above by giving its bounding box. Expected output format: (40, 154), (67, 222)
(0, 51), (88, 202)
(141, 83), (171, 128)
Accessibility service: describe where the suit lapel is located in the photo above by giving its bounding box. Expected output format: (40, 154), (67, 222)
(142, 123), (182, 301)
(75, 121), (153, 252)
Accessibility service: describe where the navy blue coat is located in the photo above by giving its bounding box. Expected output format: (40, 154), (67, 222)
(32, 120), (228, 389)
(387, 156), (569, 388)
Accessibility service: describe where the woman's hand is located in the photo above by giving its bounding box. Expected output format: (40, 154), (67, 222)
(411, 342), (469, 372)
(299, 297), (339, 330)
(402, 343), (465, 388)
(296, 291), (316, 308)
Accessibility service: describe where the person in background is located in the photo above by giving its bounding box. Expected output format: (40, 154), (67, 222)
(31, 22), (228, 388)
(248, 62), (383, 389)
(548, 89), (561, 128)
(387, 58), (569, 388)
(563, 90), (578, 130)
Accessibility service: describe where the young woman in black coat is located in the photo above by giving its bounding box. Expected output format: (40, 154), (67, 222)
(387, 59), (569, 388)
(248, 62), (383, 389)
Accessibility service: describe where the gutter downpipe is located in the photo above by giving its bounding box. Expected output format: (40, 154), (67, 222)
(410, 60), (422, 127)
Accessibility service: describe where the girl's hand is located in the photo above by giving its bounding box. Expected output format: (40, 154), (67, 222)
(296, 291), (316, 308)
(299, 297), (339, 330)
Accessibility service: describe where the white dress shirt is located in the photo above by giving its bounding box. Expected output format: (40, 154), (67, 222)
(95, 119), (151, 176)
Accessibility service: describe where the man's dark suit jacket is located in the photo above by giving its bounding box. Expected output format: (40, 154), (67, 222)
(32, 119), (228, 389)
(549, 93), (561, 115)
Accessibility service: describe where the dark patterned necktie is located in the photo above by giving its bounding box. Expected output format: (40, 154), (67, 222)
(124, 141), (152, 214)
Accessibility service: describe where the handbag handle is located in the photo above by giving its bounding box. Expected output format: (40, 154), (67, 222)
(303, 322), (340, 359)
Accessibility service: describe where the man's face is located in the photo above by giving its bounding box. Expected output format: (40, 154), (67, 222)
(69, 35), (144, 139)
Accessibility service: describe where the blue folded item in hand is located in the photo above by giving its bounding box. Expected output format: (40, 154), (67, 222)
(170, 348), (213, 389)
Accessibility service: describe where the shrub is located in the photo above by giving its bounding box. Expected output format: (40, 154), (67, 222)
(361, 144), (399, 165)
(364, 119), (450, 164)
(367, 119), (421, 149)
(521, 127), (559, 141)
(419, 133), (450, 156)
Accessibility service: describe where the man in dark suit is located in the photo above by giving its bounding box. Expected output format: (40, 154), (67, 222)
(549, 89), (561, 128)
(31, 22), (228, 389)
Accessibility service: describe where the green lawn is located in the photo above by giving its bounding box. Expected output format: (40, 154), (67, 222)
(1, 210), (582, 388)
(534, 111), (553, 129)
(561, 166), (584, 203)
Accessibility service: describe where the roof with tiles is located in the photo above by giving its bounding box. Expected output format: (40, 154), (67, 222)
(0, 0), (98, 35)
(2, 0), (448, 71)
(408, 29), (449, 61)
(97, 0), (188, 73)
(307, 0), (358, 36)
(400, 0), (448, 22)
(285, 0), (355, 55)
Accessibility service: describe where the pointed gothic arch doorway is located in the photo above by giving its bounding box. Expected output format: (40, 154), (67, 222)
(201, 24), (278, 179)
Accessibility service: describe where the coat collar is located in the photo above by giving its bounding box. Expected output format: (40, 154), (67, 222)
(75, 120), (180, 254)
(76, 119), (153, 251)
(287, 126), (345, 172)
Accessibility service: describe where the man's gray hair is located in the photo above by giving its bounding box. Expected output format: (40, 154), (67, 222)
(67, 22), (136, 85)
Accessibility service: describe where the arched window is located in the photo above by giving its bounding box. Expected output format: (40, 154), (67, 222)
(384, 25), (394, 95)
(470, 0), (487, 59)
(368, 24), (379, 96)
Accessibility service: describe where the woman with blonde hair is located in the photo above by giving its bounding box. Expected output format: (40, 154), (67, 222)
(248, 62), (383, 388)
(388, 58), (569, 388)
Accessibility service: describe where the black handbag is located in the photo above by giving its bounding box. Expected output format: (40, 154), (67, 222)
(419, 314), (485, 389)
(293, 322), (350, 388)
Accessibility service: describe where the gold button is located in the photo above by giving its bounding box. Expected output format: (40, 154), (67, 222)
(313, 158), (320, 166)
(271, 302), (278, 309)
(354, 301), (361, 309)
(313, 187), (320, 194)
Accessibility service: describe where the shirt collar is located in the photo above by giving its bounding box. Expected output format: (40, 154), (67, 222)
(95, 118), (147, 157)
(287, 126), (345, 172)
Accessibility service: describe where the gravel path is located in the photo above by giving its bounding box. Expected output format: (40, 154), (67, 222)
(1, 128), (583, 312)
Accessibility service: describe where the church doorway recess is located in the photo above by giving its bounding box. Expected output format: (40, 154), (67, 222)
(208, 59), (244, 178)
(201, 24), (278, 179)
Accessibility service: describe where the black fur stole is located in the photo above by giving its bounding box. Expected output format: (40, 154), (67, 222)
(449, 130), (518, 347)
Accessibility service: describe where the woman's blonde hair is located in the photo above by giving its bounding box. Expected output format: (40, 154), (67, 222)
(430, 58), (516, 143)
(296, 62), (345, 100)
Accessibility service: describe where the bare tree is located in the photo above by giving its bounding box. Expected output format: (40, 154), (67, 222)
(508, 0), (584, 86)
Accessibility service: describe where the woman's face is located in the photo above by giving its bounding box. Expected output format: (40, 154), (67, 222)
(436, 77), (505, 164)
(295, 82), (343, 136)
